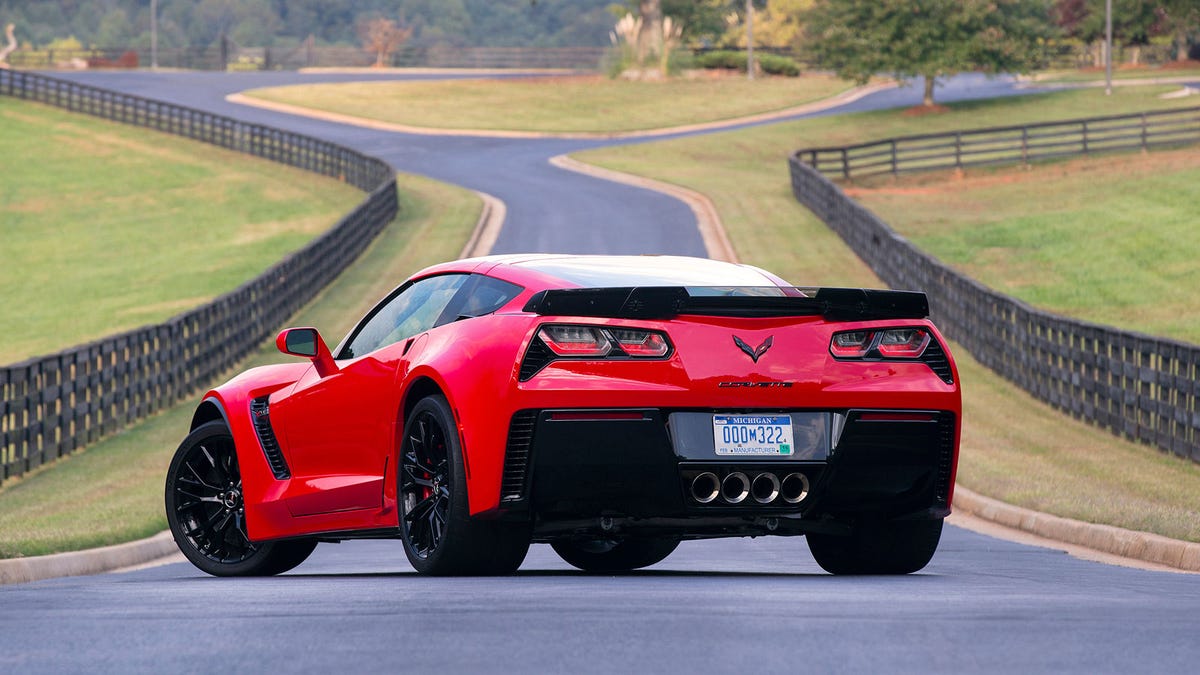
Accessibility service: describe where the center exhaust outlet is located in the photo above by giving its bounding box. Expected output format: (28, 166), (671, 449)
(751, 472), (781, 504)
(780, 472), (810, 504)
(690, 472), (720, 504)
(721, 472), (750, 504)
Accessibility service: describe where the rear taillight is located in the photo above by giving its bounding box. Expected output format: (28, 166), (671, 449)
(524, 324), (673, 379)
(538, 325), (614, 357)
(830, 328), (931, 360)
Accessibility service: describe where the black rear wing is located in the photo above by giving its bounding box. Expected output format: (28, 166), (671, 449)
(522, 287), (929, 321)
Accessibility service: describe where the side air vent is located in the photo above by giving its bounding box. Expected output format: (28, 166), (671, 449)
(500, 410), (538, 502)
(933, 413), (956, 507)
(518, 337), (554, 381)
(250, 397), (291, 480)
(922, 339), (954, 384)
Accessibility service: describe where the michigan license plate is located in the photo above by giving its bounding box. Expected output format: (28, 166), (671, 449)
(712, 415), (794, 456)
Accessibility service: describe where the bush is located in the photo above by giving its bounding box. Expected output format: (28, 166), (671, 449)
(694, 50), (800, 77)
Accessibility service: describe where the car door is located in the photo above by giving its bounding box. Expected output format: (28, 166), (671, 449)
(269, 273), (470, 516)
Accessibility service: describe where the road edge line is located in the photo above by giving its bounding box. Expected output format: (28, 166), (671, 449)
(460, 190), (507, 258)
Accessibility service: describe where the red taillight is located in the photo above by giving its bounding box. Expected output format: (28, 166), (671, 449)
(830, 331), (871, 358)
(876, 328), (931, 358)
(608, 328), (671, 358)
(538, 325), (613, 357)
(830, 328), (931, 360)
(535, 324), (672, 359)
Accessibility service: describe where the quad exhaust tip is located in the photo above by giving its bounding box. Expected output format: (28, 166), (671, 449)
(690, 472), (720, 504)
(720, 472), (750, 504)
(689, 471), (810, 505)
(751, 472), (781, 504)
(780, 472), (810, 504)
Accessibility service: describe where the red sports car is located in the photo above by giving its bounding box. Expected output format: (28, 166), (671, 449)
(166, 254), (961, 576)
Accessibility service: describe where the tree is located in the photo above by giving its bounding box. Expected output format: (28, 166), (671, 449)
(1159, 0), (1200, 61)
(358, 17), (411, 67)
(804, 0), (1055, 107)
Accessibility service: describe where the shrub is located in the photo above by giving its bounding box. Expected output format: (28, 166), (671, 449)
(694, 50), (800, 77)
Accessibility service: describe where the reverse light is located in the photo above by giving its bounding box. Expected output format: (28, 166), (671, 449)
(829, 328), (932, 360)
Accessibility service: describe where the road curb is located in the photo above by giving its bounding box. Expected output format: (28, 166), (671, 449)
(0, 531), (178, 586)
(954, 487), (1200, 572)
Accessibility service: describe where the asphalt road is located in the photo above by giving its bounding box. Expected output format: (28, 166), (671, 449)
(5, 70), (1199, 673)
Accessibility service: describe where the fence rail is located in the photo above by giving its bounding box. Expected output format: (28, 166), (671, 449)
(788, 117), (1200, 464)
(8, 44), (609, 72)
(797, 107), (1200, 180)
(0, 70), (399, 485)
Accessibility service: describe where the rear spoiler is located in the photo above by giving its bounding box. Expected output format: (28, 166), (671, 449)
(522, 287), (929, 321)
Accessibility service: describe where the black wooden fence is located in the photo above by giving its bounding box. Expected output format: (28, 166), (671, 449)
(0, 71), (399, 485)
(797, 107), (1200, 180)
(788, 118), (1200, 464)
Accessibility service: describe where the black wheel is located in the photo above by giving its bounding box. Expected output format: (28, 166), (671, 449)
(165, 421), (317, 577)
(399, 395), (531, 575)
(551, 537), (680, 573)
(807, 518), (944, 575)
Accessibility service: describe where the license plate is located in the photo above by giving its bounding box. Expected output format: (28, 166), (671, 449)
(712, 415), (794, 456)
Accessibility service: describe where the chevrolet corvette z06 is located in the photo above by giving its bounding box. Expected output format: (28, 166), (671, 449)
(165, 254), (960, 576)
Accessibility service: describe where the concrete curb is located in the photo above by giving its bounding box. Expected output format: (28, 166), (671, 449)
(459, 189), (507, 258)
(0, 531), (179, 585)
(954, 487), (1200, 573)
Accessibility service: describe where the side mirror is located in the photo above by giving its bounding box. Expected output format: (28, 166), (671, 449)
(276, 327), (338, 377)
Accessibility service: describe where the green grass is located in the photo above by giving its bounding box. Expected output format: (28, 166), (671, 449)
(0, 174), (480, 558)
(1033, 61), (1200, 83)
(847, 150), (1200, 344)
(0, 98), (363, 365)
(243, 73), (853, 133)
(574, 84), (1200, 542)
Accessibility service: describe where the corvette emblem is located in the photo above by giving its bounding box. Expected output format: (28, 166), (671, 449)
(733, 335), (773, 363)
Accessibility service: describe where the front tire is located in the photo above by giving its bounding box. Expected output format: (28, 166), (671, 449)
(399, 395), (531, 575)
(551, 538), (680, 573)
(165, 421), (316, 577)
(807, 518), (943, 575)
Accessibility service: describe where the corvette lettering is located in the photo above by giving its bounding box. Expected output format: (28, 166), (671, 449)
(718, 381), (794, 388)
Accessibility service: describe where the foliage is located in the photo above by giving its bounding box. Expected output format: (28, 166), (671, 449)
(358, 17), (412, 67)
(0, 0), (615, 48)
(804, 0), (1057, 105)
(694, 49), (801, 76)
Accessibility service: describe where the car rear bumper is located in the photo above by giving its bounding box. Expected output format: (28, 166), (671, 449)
(498, 408), (957, 539)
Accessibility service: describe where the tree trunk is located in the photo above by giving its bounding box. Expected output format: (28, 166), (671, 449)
(636, 0), (663, 66)
(923, 75), (936, 107)
(0, 24), (16, 68)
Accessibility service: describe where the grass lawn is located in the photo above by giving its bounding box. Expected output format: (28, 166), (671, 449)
(0, 173), (480, 558)
(846, 149), (1200, 344)
(574, 84), (1200, 542)
(1032, 60), (1200, 83)
(0, 97), (363, 365)
(243, 73), (853, 133)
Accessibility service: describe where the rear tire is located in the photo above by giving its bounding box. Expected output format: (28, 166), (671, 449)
(551, 537), (680, 573)
(807, 518), (943, 575)
(399, 395), (531, 575)
(165, 421), (316, 577)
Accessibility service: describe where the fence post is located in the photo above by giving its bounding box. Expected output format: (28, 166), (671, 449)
(1082, 120), (1089, 154)
(841, 148), (849, 180)
(890, 139), (898, 176)
(954, 132), (962, 171)
(1140, 113), (1148, 151)
(1021, 126), (1029, 166)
